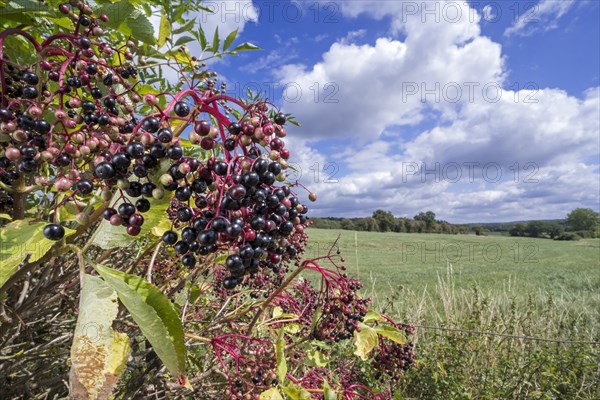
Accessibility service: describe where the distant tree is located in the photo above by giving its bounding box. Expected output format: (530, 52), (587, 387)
(526, 221), (546, 238)
(472, 225), (487, 236)
(414, 211), (436, 232)
(392, 218), (406, 233)
(413, 220), (426, 233)
(509, 222), (527, 237)
(545, 221), (564, 239)
(372, 210), (395, 232)
(340, 219), (356, 231)
(566, 208), (600, 231)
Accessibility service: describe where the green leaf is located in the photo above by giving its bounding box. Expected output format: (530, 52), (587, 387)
(1, 0), (49, 15)
(93, 264), (187, 383)
(173, 18), (195, 35)
(223, 28), (238, 51)
(157, 13), (171, 48)
(210, 26), (220, 54)
(275, 329), (287, 383)
(284, 323), (302, 334)
(323, 381), (338, 400)
(230, 42), (259, 52)
(97, 0), (135, 29)
(69, 274), (130, 399)
(353, 323), (378, 361)
(310, 305), (322, 331)
(197, 26), (207, 50)
(0, 219), (75, 289)
(272, 306), (297, 320)
(307, 349), (328, 367)
(0, 213), (11, 220)
(259, 388), (284, 400)
(282, 384), (312, 400)
(374, 325), (407, 345)
(174, 35), (194, 47)
(126, 11), (156, 44)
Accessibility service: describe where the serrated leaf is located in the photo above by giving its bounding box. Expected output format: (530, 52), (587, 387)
(374, 325), (407, 345)
(174, 35), (194, 47)
(323, 381), (337, 400)
(93, 264), (187, 382)
(173, 18), (196, 35)
(230, 42), (259, 52)
(97, 0), (134, 29)
(223, 28), (238, 51)
(363, 310), (385, 323)
(353, 323), (378, 361)
(69, 274), (130, 400)
(127, 11), (155, 44)
(210, 26), (220, 54)
(0, 219), (75, 289)
(275, 329), (287, 383)
(2, 0), (49, 15)
(157, 13), (171, 48)
(197, 26), (207, 50)
(282, 384), (312, 400)
(259, 388), (283, 400)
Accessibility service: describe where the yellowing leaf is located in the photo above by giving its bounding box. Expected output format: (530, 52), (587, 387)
(93, 264), (187, 382)
(259, 388), (284, 400)
(275, 329), (287, 383)
(0, 219), (75, 289)
(282, 384), (312, 400)
(353, 323), (378, 361)
(284, 323), (302, 334)
(69, 274), (130, 400)
(307, 349), (328, 367)
(157, 13), (171, 48)
(374, 325), (407, 345)
(363, 310), (385, 323)
(323, 381), (338, 400)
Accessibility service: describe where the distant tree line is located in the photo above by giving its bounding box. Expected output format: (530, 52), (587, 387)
(310, 210), (472, 234)
(509, 208), (600, 241)
(309, 208), (600, 240)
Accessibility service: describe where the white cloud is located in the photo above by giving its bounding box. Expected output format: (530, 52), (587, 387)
(504, 0), (575, 37)
(276, 1), (599, 222)
(482, 4), (496, 21)
(340, 29), (367, 44)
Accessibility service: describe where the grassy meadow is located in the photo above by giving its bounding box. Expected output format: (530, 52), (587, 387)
(304, 228), (600, 399)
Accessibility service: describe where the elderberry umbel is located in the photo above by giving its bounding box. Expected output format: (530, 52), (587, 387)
(0, 3), (314, 283)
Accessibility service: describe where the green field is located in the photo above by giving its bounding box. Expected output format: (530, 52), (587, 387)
(305, 228), (600, 308)
(304, 228), (600, 399)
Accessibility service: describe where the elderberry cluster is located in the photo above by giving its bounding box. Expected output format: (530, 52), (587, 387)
(373, 341), (415, 381)
(0, 2), (314, 261)
(160, 152), (310, 290)
(311, 277), (370, 343)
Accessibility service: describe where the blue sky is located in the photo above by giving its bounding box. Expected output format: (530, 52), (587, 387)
(191, 0), (599, 223)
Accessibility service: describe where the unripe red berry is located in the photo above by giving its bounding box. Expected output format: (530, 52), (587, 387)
(143, 94), (157, 106)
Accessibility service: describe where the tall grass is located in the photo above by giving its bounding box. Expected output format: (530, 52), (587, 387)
(304, 229), (600, 398)
(379, 274), (600, 399)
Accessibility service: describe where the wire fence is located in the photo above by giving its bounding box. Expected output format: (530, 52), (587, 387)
(411, 324), (600, 346)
